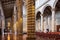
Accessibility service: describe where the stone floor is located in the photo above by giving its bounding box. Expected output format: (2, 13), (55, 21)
(0, 34), (40, 40)
(0, 34), (51, 40)
(0, 34), (27, 40)
(0, 34), (57, 40)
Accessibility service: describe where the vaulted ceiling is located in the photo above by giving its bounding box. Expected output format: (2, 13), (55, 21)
(1, 0), (15, 18)
(1, 0), (60, 18)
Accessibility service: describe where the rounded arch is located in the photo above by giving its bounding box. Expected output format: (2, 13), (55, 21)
(36, 11), (41, 32)
(42, 4), (52, 13)
(43, 6), (52, 17)
(43, 5), (52, 32)
(36, 11), (41, 20)
(55, 0), (60, 32)
(55, 0), (60, 12)
(53, 0), (58, 8)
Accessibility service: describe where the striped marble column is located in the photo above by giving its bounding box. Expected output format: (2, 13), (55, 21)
(26, 0), (36, 40)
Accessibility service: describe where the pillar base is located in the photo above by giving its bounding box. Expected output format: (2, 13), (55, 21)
(27, 37), (36, 40)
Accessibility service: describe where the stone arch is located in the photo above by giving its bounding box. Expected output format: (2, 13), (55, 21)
(43, 6), (52, 32)
(43, 6), (52, 17)
(53, 0), (58, 8)
(55, 0), (60, 11)
(36, 11), (41, 32)
(42, 4), (52, 13)
(36, 11), (41, 20)
(55, 0), (60, 32)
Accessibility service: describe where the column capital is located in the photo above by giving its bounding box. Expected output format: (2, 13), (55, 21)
(40, 14), (43, 16)
(51, 8), (55, 11)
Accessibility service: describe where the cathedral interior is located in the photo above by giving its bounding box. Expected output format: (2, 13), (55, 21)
(0, 0), (60, 40)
